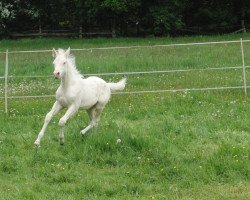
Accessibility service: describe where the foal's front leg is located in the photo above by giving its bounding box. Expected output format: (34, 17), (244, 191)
(34, 101), (63, 146)
(58, 104), (79, 145)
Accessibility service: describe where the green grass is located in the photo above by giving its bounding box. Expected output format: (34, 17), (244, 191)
(0, 34), (250, 199)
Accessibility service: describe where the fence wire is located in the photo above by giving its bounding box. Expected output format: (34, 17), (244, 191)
(0, 65), (249, 79)
(1, 39), (250, 54)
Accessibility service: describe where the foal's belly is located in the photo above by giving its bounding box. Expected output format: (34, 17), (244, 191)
(56, 92), (98, 109)
(79, 94), (98, 109)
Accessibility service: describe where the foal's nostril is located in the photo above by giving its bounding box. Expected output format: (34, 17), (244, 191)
(53, 71), (60, 78)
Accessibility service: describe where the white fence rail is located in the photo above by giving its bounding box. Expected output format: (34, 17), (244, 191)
(1, 38), (249, 113)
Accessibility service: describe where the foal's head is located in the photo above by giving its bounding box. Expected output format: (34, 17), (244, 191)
(52, 48), (71, 79)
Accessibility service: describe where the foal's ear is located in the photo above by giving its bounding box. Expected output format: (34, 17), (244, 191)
(52, 48), (58, 57)
(65, 47), (71, 57)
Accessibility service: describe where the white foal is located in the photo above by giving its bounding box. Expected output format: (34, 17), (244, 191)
(34, 48), (126, 146)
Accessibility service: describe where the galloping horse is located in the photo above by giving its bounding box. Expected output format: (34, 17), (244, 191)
(34, 48), (126, 146)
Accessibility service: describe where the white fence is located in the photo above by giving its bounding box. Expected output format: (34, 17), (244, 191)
(1, 38), (249, 113)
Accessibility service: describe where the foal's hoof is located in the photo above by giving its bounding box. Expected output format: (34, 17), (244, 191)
(59, 138), (65, 145)
(34, 144), (41, 148)
(34, 140), (41, 148)
(80, 130), (87, 136)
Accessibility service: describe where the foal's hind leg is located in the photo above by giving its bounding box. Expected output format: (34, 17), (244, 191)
(80, 104), (103, 135)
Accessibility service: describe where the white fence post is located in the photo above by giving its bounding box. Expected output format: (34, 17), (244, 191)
(4, 49), (9, 113)
(240, 38), (247, 97)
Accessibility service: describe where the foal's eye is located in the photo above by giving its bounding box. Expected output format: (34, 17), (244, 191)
(63, 61), (66, 65)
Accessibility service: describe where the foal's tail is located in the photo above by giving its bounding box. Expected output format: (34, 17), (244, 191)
(107, 78), (127, 92)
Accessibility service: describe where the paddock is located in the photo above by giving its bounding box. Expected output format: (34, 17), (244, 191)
(0, 36), (249, 199)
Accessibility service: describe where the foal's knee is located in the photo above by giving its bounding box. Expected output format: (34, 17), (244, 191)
(59, 118), (66, 127)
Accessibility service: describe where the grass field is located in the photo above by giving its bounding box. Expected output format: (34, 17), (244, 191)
(0, 34), (250, 199)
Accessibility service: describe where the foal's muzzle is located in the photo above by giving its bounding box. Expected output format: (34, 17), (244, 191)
(53, 71), (60, 79)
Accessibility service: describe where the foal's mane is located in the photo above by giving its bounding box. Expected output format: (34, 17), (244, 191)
(58, 48), (83, 78)
(67, 54), (83, 78)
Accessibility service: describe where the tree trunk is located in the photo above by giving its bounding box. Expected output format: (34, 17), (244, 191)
(241, 20), (246, 33)
(79, 25), (83, 39)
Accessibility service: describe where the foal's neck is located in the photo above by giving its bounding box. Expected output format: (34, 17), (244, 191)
(61, 65), (76, 90)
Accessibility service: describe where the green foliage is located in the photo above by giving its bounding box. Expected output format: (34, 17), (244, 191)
(1, 0), (250, 37)
(102, 0), (141, 13)
(183, 0), (250, 33)
(0, 1), (15, 35)
(150, 5), (183, 35)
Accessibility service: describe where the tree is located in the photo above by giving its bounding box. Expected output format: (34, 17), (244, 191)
(183, 0), (250, 34)
(139, 0), (184, 36)
(101, 0), (142, 35)
(1, 0), (250, 37)
(0, 1), (16, 35)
